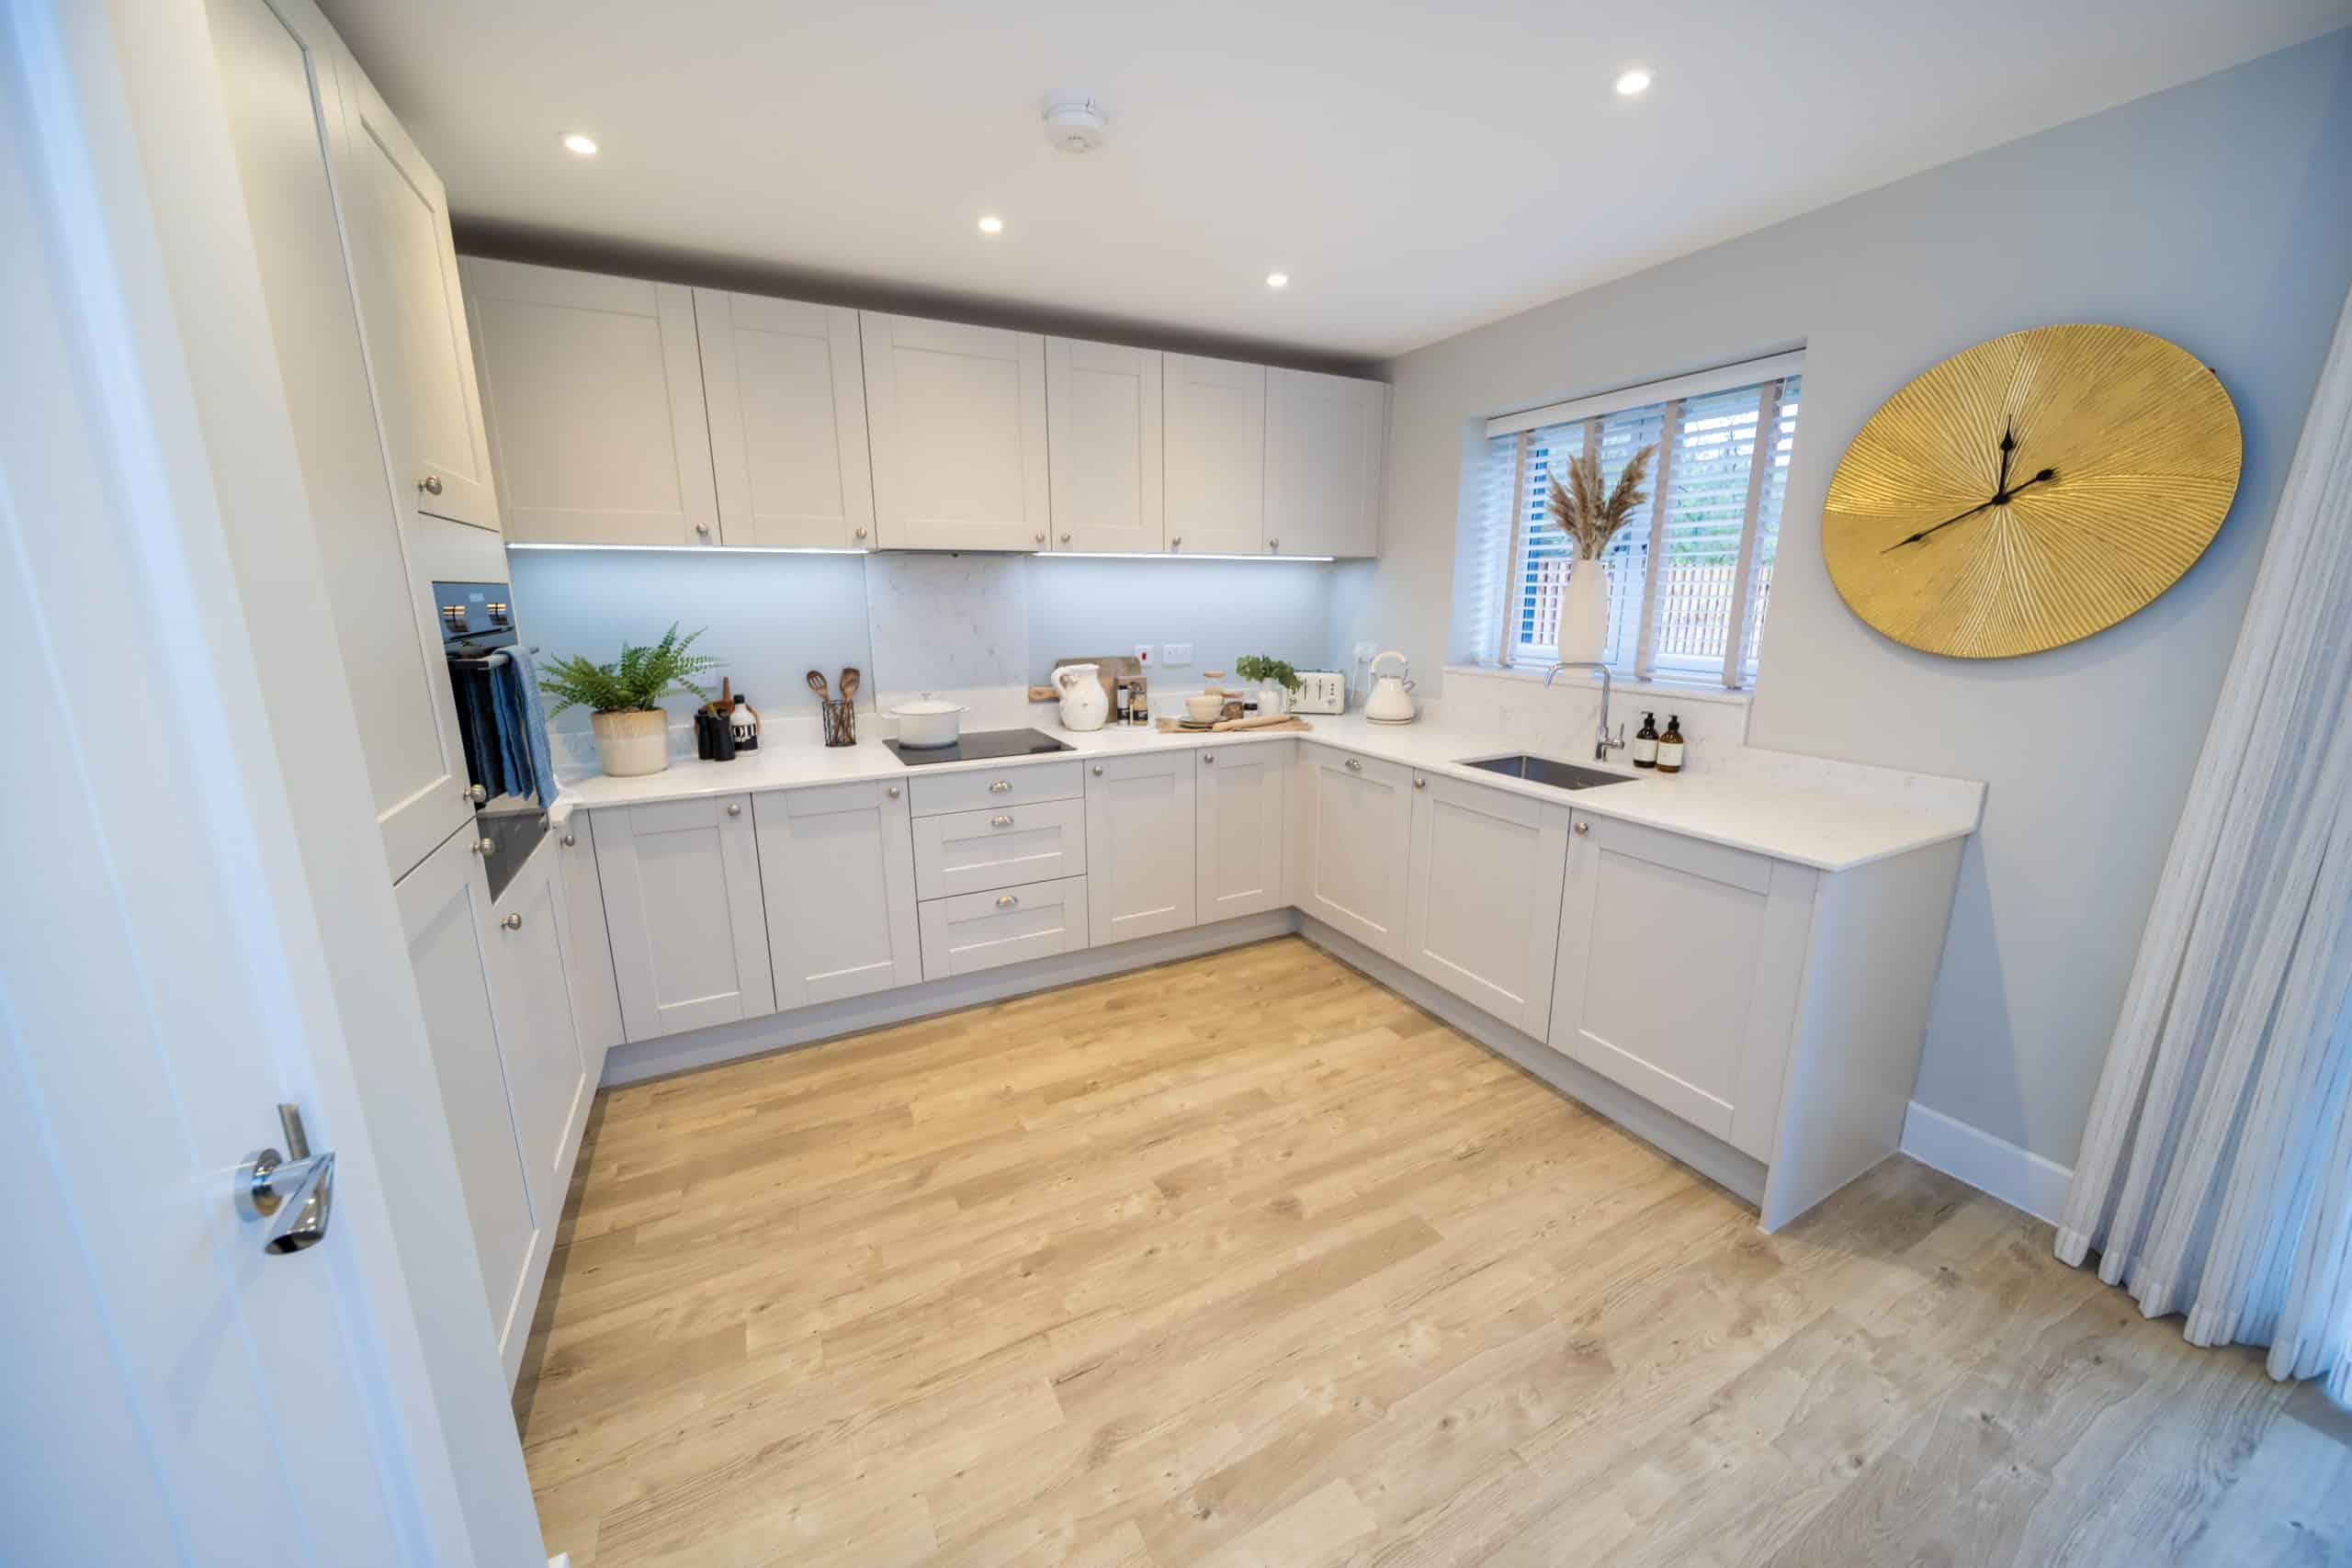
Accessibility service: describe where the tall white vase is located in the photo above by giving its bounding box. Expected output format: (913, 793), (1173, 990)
(1558, 548), (1609, 662)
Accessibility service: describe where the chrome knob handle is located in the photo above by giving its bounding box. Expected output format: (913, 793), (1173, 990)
(1035, 531), (1047, 546)
(990, 814), (1013, 828)
(1344, 757), (1362, 773)
(502, 912), (524, 931)
(1203, 753), (1215, 764)
(727, 802), (741, 816)
(1060, 533), (1072, 545)
(854, 526), (869, 541)
(996, 894), (1018, 909)
(1268, 537), (1280, 551)
(1091, 764), (1103, 776)
(419, 473), (443, 496)
(561, 831), (576, 847)
(473, 836), (496, 856)
(1414, 776), (1427, 789)
(467, 783), (487, 804)
(1169, 536), (1182, 549)
(1575, 820), (1590, 835)
(887, 785), (901, 798)
(989, 780), (1012, 794)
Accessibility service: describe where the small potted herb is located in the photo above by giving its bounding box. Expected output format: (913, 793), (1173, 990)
(1235, 654), (1301, 717)
(538, 624), (718, 778)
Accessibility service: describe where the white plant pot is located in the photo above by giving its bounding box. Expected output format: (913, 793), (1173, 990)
(592, 708), (670, 777)
(1559, 551), (1610, 663)
(1258, 683), (1290, 716)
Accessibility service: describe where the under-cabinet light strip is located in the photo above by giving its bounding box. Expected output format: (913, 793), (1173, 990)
(503, 543), (1335, 561)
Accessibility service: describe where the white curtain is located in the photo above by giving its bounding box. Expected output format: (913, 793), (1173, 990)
(2058, 280), (2352, 1394)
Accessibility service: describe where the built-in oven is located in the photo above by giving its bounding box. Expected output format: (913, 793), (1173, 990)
(435, 580), (545, 898)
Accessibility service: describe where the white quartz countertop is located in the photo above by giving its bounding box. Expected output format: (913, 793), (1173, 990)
(556, 713), (1983, 873)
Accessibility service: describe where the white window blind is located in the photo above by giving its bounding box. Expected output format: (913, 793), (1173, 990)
(1471, 363), (1802, 689)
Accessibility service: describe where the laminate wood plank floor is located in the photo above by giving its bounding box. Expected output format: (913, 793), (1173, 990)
(513, 935), (2350, 1566)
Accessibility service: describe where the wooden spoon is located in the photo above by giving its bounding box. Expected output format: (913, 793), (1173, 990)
(838, 667), (861, 705)
(805, 669), (831, 703)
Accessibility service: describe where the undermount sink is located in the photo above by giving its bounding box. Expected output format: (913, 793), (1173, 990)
(1460, 753), (1639, 792)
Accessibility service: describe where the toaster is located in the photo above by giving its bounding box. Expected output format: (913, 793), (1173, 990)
(1290, 670), (1346, 715)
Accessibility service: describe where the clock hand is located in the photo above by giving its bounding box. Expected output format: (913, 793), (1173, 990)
(1997, 468), (2057, 502)
(1996, 426), (2016, 495)
(1881, 468), (2058, 554)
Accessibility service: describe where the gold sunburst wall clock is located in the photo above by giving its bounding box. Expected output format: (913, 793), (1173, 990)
(1820, 323), (2242, 659)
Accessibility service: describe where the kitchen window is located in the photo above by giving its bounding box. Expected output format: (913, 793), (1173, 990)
(1467, 353), (1804, 688)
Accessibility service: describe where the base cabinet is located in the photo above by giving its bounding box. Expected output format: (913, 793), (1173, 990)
(594, 793), (775, 1041)
(1404, 773), (1571, 1038)
(1290, 748), (1414, 959)
(1548, 813), (1815, 1159)
(1196, 741), (1289, 920)
(755, 781), (922, 1007)
(554, 813), (625, 1077)
(918, 875), (1090, 977)
(1085, 752), (1197, 945)
(481, 840), (591, 1231)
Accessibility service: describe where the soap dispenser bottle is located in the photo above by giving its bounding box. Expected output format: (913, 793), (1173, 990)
(1632, 712), (1659, 769)
(1657, 715), (1685, 774)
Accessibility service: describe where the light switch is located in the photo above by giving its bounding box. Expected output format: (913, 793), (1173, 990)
(1133, 644), (1152, 664)
(1162, 643), (1193, 666)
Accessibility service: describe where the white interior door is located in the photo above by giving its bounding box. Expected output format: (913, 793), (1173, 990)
(326, 39), (499, 532)
(1266, 367), (1385, 557)
(1163, 353), (1266, 556)
(696, 288), (876, 548)
(862, 311), (1049, 549)
(1046, 336), (1164, 552)
(1, 2), (541, 1553)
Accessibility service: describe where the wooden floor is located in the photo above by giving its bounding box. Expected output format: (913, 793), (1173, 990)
(514, 935), (2350, 1567)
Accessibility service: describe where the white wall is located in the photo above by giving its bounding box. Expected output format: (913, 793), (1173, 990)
(1333, 31), (2352, 1167)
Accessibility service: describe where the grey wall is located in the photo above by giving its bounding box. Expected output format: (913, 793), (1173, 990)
(1332, 31), (2352, 1166)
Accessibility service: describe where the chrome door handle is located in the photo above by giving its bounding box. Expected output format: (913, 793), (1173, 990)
(237, 1104), (334, 1255)
(419, 473), (443, 496)
(467, 783), (487, 804)
(996, 894), (1018, 908)
(989, 780), (1012, 794)
(502, 912), (524, 931)
(990, 814), (1013, 828)
(1344, 757), (1362, 773)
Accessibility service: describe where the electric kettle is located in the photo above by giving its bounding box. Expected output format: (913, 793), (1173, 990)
(1363, 650), (1418, 725)
(1054, 662), (1110, 731)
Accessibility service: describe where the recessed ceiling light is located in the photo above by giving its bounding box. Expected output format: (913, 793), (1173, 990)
(1265, 272), (1290, 290)
(560, 131), (599, 155)
(1613, 68), (1653, 97)
(977, 215), (1005, 234)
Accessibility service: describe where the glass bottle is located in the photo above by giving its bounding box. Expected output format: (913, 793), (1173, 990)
(1657, 715), (1685, 774)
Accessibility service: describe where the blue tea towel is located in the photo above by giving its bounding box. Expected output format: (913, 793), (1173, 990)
(492, 647), (560, 807)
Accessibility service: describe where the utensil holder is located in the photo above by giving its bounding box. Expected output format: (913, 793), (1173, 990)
(820, 699), (856, 748)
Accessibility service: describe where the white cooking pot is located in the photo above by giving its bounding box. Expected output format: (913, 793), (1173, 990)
(889, 693), (966, 748)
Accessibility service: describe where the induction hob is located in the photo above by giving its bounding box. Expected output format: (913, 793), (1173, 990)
(884, 728), (1077, 766)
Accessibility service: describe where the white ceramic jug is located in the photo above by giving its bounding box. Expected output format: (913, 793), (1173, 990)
(1055, 663), (1110, 731)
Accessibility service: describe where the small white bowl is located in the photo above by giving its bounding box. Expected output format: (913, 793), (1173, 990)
(1183, 694), (1222, 723)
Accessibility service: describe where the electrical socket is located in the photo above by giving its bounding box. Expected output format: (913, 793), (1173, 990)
(1162, 643), (1193, 666)
(1133, 644), (1152, 665)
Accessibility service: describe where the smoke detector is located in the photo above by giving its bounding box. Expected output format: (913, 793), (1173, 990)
(1041, 91), (1108, 154)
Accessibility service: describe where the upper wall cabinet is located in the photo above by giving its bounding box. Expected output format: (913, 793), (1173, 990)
(1162, 354), (1266, 557)
(862, 313), (1049, 550)
(461, 258), (720, 546)
(695, 290), (876, 549)
(330, 54), (499, 535)
(1045, 338), (1163, 553)
(1267, 368), (1385, 557)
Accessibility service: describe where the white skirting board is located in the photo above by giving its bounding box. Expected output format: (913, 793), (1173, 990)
(1898, 1100), (2075, 1224)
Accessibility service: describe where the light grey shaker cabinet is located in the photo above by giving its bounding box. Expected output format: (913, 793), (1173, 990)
(1288, 747), (1414, 960)
(1045, 337), (1164, 553)
(329, 47), (500, 535)
(1265, 367), (1385, 558)
(555, 811), (625, 1077)
(461, 257), (721, 546)
(1084, 751), (1197, 945)
(1161, 354), (1266, 556)
(481, 840), (592, 1244)
(594, 794), (775, 1041)
(861, 312), (1049, 550)
(695, 289), (876, 548)
(1195, 740), (1290, 921)
(1404, 771), (1571, 1039)
(754, 781), (922, 1008)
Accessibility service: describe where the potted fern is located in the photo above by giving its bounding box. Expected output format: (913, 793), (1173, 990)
(1546, 444), (1656, 661)
(1235, 654), (1301, 717)
(538, 624), (718, 778)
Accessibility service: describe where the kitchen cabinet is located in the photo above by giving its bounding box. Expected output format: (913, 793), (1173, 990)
(1289, 748), (1414, 959)
(329, 50), (499, 534)
(594, 794), (775, 1041)
(861, 312), (1049, 550)
(481, 838), (591, 1238)
(1404, 772), (1571, 1038)
(208, 0), (473, 884)
(1162, 354), (1266, 556)
(914, 797), (1087, 899)
(695, 289), (876, 548)
(1266, 368), (1385, 557)
(555, 812), (624, 1074)
(1045, 338), (1164, 552)
(1548, 813), (1814, 1159)
(1196, 741), (1290, 921)
(1084, 752), (1197, 945)
(755, 781), (922, 1007)
(461, 258), (720, 546)
(918, 876), (1091, 978)
(394, 824), (542, 1378)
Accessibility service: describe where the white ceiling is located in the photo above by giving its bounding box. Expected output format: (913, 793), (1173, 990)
(318, 1), (2349, 359)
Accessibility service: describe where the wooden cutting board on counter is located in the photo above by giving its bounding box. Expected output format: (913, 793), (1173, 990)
(1154, 715), (1314, 734)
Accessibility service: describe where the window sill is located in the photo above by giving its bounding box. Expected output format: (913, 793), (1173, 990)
(1443, 662), (1755, 709)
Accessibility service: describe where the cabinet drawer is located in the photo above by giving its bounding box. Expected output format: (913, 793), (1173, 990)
(914, 796), (1086, 898)
(919, 875), (1090, 979)
(909, 760), (1083, 817)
